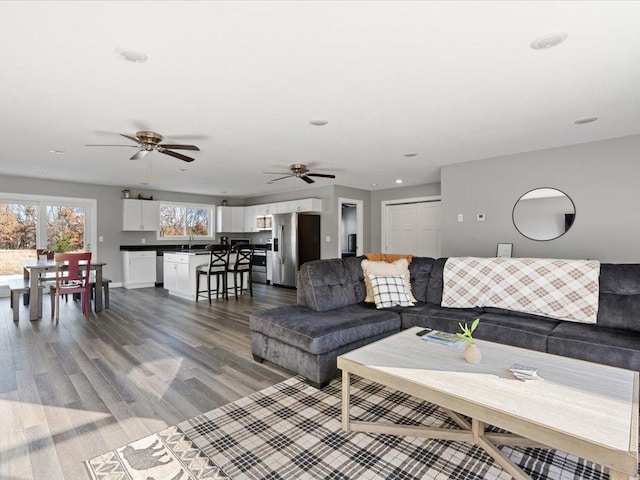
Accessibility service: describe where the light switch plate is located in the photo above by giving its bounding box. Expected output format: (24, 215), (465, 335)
(457, 214), (464, 222)
(325, 236), (331, 242)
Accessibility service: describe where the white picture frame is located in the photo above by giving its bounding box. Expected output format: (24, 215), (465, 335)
(496, 243), (513, 258)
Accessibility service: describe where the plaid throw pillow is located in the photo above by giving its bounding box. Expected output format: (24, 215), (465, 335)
(369, 274), (414, 309)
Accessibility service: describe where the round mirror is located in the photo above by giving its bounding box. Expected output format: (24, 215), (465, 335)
(512, 188), (575, 241)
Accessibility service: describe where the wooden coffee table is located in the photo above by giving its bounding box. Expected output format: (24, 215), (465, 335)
(338, 327), (638, 480)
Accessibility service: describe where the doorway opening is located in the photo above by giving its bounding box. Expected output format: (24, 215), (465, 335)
(338, 198), (363, 258)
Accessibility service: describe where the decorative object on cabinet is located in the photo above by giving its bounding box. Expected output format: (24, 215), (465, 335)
(122, 189), (131, 199)
(137, 193), (154, 200)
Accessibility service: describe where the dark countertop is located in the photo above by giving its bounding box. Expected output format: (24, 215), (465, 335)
(120, 243), (271, 253)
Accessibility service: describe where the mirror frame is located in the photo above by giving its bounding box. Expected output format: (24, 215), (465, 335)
(512, 187), (576, 242)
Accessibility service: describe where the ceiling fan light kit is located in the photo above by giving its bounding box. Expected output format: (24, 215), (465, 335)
(86, 130), (199, 162)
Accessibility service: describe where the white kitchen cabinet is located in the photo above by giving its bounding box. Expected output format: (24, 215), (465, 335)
(216, 206), (245, 233)
(163, 252), (195, 298)
(256, 203), (276, 216)
(122, 250), (157, 289)
(122, 199), (160, 231)
(296, 198), (322, 213)
(243, 205), (258, 233)
(276, 200), (296, 214)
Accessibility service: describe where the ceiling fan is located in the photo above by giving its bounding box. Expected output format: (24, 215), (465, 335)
(263, 163), (336, 184)
(86, 130), (200, 162)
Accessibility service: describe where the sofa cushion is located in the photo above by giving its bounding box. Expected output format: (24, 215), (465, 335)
(401, 304), (481, 332)
(343, 255), (367, 303)
(426, 258), (448, 305)
(369, 275), (414, 309)
(298, 259), (357, 312)
(362, 259), (417, 303)
(250, 304), (400, 355)
(408, 257), (434, 303)
(597, 263), (640, 332)
(548, 322), (640, 371)
(476, 313), (560, 352)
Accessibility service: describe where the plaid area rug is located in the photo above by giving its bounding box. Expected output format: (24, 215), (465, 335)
(87, 376), (612, 480)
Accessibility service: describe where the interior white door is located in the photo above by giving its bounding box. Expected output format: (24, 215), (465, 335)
(385, 201), (441, 257)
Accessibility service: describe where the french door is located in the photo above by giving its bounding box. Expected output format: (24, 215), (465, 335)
(0, 194), (95, 279)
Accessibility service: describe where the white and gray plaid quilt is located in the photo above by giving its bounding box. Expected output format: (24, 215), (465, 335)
(442, 257), (600, 323)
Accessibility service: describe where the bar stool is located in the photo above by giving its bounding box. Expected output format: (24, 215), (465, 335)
(227, 245), (254, 299)
(196, 244), (230, 302)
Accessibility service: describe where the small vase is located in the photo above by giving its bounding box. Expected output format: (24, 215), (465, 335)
(464, 344), (481, 364)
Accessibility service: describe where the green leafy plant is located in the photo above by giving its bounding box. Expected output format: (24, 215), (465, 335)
(48, 235), (74, 254)
(457, 318), (480, 345)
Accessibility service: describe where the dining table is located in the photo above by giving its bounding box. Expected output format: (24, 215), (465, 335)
(22, 259), (107, 321)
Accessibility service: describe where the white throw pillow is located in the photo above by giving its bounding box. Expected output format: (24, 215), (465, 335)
(362, 258), (417, 303)
(369, 274), (414, 309)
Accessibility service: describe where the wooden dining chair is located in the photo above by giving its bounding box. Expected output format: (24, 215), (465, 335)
(47, 252), (92, 322)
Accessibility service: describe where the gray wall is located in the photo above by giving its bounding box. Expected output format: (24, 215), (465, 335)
(0, 175), (222, 283)
(441, 134), (640, 263)
(370, 182), (442, 252)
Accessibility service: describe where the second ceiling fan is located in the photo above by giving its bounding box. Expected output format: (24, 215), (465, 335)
(86, 130), (200, 162)
(263, 164), (336, 184)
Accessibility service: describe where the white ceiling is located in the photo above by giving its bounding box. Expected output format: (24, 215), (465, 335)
(1, 1), (639, 197)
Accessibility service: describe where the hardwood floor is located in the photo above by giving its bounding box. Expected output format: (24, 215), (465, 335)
(0, 284), (296, 480)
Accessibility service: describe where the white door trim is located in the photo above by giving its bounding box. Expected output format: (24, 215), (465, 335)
(338, 197), (364, 258)
(381, 195), (441, 253)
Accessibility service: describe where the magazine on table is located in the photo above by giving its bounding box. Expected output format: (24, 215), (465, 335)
(417, 329), (466, 349)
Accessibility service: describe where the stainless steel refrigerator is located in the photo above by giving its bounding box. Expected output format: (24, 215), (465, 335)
(272, 213), (321, 288)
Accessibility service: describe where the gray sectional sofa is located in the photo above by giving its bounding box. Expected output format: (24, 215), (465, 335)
(250, 256), (640, 388)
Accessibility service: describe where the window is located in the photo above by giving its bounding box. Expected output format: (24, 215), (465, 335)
(159, 203), (214, 239)
(0, 194), (96, 281)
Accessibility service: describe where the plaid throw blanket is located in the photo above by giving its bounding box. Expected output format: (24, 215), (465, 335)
(442, 257), (600, 324)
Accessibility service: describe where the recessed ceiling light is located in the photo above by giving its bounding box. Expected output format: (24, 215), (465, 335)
(395, 179), (403, 184)
(115, 48), (148, 63)
(221, 191), (228, 194)
(574, 116), (598, 125)
(530, 32), (568, 50)
(39, 171), (47, 175)
(140, 181), (149, 185)
(49, 149), (66, 155)
(371, 183), (378, 187)
(309, 120), (328, 126)
(266, 181), (274, 184)
(403, 152), (418, 158)
(178, 168), (188, 173)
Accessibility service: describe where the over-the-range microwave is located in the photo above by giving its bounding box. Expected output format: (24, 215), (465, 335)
(257, 215), (272, 230)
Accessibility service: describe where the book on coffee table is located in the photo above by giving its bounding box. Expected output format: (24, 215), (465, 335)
(421, 330), (466, 349)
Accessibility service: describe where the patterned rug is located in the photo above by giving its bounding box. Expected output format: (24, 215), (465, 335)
(86, 375), (612, 480)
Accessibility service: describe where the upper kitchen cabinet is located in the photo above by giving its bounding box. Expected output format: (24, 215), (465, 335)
(273, 198), (322, 214)
(255, 203), (276, 216)
(244, 205), (258, 233)
(216, 206), (245, 233)
(122, 199), (160, 231)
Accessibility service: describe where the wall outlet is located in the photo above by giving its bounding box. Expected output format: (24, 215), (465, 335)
(457, 214), (464, 222)
(477, 213), (486, 222)
(141, 238), (146, 244)
(325, 236), (331, 242)
(99, 236), (104, 242)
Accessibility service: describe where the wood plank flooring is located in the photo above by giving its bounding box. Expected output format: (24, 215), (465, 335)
(0, 284), (296, 480)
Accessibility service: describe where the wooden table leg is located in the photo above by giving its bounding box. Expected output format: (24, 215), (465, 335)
(28, 268), (40, 321)
(341, 371), (351, 432)
(94, 265), (103, 312)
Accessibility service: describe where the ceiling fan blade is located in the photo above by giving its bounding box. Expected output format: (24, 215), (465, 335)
(159, 148), (195, 163)
(130, 149), (148, 160)
(85, 144), (139, 147)
(262, 171), (292, 175)
(120, 134), (142, 144)
(307, 173), (336, 179)
(268, 175), (293, 182)
(301, 175), (315, 184)
(159, 144), (200, 151)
